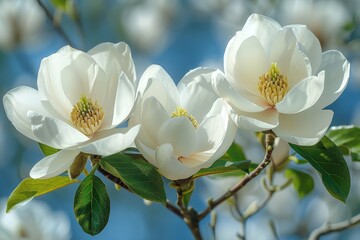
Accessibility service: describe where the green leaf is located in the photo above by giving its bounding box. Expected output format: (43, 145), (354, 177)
(74, 174), (110, 236)
(223, 142), (247, 162)
(290, 136), (350, 203)
(38, 143), (60, 156)
(192, 159), (251, 179)
(285, 169), (314, 199)
(327, 125), (360, 161)
(7, 176), (78, 212)
(100, 153), (166, 204)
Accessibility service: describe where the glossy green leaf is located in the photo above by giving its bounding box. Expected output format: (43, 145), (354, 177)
(100, 153), (166, 204)
(192, 160), (251, 179)
(225, 142), (247, 162)
(38, 143), (60, 156)
(290, 136), (350, 203)
(327, 125), (360, 161)
(285, 169), (314, 199)
(74, 174), (110, 236)
(7, 176), (78, 212)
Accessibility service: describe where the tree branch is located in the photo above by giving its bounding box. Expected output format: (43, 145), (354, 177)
(309, 213), (360, 240)
(198, 133), (276, 221)
(37, 0), (74, 45)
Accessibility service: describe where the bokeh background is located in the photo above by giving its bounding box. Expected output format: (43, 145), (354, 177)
(0, 0), (359, 239)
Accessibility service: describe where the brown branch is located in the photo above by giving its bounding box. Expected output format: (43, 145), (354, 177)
(309, 213), (360, 240)
(175, 183), (203, 240)
(198, 133), (276, 221)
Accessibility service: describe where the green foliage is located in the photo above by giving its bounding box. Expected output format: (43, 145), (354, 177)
(225, 142), (247, 162)
(38, 143), (60, 156)
(192, 160), (251, 179)
(74, 174), (110, 236)
(100, 153), (166, 204)
(290, 136), (350, 203)
(285, 169), (314, 199)
(7, 176), (78, 212)
(327, 125), (360, 161)
(51, 0), (67, 9)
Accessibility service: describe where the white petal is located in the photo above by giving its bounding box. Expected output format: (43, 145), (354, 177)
(273, 109), (333, 146)
(38, 49), (101, 118)
(212, 70), (269, 112)
(81, 125), (140, 156)
(230, 108), (279, 132)
(158, 117), (196, 157)
(242, 14), (282, 51)
(88, 42), (137, 84)
(155, 143), (200, 180)
(179, 153), (212, 168)
(196, 99), (237, 162)
(135, 140), (157, 166)
(137, 65), (179, 114)
(269, 28), (297, 76)
(224, 35), (267, 96)
(28, 111), (89, 149)
(286, 25), (322, 74)
(312, 50), (350, 110)
(276, 71), (325, 114)
(101, 72), (136, 129)
(141, 97), (170, 142)
(177, 67), (219, 120)
(287, 45), (312, 88)
(3, 86), (46, 141)
(30, 150), (80, 179)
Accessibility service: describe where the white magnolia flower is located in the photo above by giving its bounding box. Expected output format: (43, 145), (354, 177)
(0, 0), (45, 50)
(214, 14), (350, 146)
(0, 199), (71, 240)
(130, 65), (237, 180)
(3, 42), (140, 178)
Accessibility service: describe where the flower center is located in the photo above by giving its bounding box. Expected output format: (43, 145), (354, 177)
(171, 106), (199, 128)
(70, 95), (104, 135)
(258, 63), (288, 105)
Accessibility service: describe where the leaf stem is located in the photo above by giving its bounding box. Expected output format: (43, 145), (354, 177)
(197, 132), (276, 221)
(309, 213), (360, 240)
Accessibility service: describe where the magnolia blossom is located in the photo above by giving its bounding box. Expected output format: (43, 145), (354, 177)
(214, 14), (350, 146)
(0, 199), (71, 240)
(129, 65), (237, 180)
(3, 42), (140, 178)
(0, 0), (45, 50)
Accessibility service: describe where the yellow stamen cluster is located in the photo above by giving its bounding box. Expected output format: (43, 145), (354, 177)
(171, 106), (199, 128)
(70, 95), (104, 135)
(258, 63), (288, 105)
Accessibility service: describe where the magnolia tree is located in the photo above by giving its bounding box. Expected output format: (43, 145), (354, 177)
(3, 13), (358, 240)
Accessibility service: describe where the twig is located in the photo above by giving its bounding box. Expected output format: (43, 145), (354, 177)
(198, 133), (276, 221)
(309, 213), (360, 240)
(37, 0), (74, 45)
(176, 184), (203, 240)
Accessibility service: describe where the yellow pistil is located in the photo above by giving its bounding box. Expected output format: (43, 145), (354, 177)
(70, 95), (104, 135)
(171, 106), (199, 128)
(258, 63), (288, 105)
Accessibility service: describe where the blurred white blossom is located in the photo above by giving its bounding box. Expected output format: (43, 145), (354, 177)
(119, 0), (178, 52)
(0, 0), (45, 50)
(280, 0), (351, 49)
(0, 199), (71, 240)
